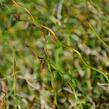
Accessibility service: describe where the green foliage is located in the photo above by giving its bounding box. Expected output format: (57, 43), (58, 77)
(0, 0), (109, 109)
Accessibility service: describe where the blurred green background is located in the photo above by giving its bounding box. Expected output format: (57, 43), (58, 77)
(0, 0), (109, 109)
